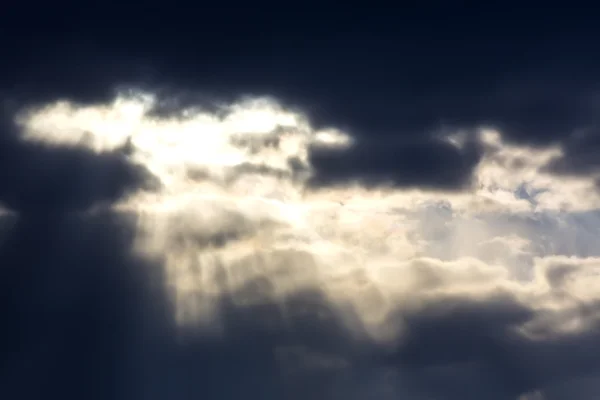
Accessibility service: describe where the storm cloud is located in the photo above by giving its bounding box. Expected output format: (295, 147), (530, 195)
(2, 6), (600, 399)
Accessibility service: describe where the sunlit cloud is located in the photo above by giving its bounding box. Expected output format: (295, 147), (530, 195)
(9, 89), (600, 398)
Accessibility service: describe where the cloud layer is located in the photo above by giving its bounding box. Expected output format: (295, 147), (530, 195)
(2, 90), (600, 399)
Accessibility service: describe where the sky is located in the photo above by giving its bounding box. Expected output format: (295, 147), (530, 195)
(1, 5), (600, 400)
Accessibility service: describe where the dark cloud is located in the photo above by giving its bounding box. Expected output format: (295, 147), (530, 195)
(543, 126), (600, 176)
(0, 113), (158, 214)
(308, 137), (483, 190)
(381, 294), (600, 398)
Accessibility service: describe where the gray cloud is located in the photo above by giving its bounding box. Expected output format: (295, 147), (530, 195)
(308, 136), (483, 190)
(543, 127), (600, 176)
(0, 113), (158, 214)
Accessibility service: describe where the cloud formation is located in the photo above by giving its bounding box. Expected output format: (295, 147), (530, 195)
(2, 90), (600, 399)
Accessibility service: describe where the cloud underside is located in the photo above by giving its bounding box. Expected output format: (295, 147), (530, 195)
(3, 91), (600, 399)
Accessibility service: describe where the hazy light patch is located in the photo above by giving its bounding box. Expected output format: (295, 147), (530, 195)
(518, 390), (545, 400)
(0, 209), (18, 249)
(0, 206), (15, 216)
(313, 128), (354, 148)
